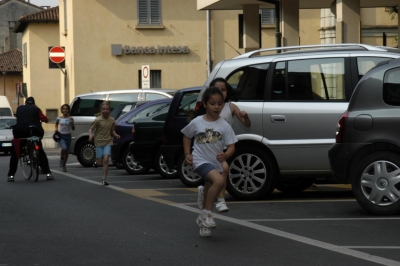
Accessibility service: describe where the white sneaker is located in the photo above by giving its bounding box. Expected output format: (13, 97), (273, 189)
(196, 217), (211, 237)
(216, 201), (229, 212)
(197, 212), (216, 228)
(197, 185), (204, 209)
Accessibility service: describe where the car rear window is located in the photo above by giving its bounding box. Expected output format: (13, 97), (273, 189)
(0, 108), (12, 116)
(70, 94), (106, 116)
(383, 67), (400, 106)
(176, 92), (199, 117)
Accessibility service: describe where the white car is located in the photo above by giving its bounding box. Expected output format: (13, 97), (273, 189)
(69, 89), (177, 167)
(0, 116), (16, 155)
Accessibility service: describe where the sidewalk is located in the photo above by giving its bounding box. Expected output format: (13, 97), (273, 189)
(42, 132), (59, 149)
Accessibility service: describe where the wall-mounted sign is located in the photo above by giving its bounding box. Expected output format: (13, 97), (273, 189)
(111, 44), (189, 56)
(49, 46), (66, 68)
(141, 65), (150, 89)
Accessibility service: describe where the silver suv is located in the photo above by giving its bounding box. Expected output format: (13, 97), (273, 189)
(194, 44), (400, 200)
(69, 89), (176, 167)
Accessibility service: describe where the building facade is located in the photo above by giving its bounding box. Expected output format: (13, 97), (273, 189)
(13, 0), (399, 133)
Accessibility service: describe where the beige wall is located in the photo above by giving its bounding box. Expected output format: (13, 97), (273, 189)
(361, 7), (397, 26)
(22, 23), (61, 131)
(2, 73), (22, 113)
(62, 0), (211, 98)
(299, 9), (321, 45)
(211, 10), (243, 65)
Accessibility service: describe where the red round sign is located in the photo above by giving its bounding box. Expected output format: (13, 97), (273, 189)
(49, 46), (65, 64)
(143, 66), (149, 78)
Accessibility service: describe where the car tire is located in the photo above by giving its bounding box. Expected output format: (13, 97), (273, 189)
(77, 140), (96, 167)
(275, 178), (315, 194)
(177, 154), (203, 187)
(351, 151), (400, 215)
(154, 150), (178, 179)
(226, 146), (276, 200)
(122, 147), (150, 175)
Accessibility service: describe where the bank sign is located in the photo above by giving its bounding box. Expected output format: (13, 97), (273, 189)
(111, 44), (189, 55)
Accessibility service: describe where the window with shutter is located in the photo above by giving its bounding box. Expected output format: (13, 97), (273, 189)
(261, 9), (276, 25)
(138, 0), (161, 25)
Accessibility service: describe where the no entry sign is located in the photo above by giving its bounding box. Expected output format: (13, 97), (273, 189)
(49, 46), (65, 64)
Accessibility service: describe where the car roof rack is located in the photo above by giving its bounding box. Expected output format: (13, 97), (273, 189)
(233, 43), (388, 59)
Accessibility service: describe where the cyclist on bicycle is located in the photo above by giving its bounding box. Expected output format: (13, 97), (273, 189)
(7, 97), (54, 182)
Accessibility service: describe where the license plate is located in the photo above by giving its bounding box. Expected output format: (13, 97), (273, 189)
(2, 143), (12, 147)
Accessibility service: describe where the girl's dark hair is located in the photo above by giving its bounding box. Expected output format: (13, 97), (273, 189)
(61, 104), (70, 112)
(209, 77), (235, 102)
(202, 86), (224, 104)
(187, 87), (223, 122)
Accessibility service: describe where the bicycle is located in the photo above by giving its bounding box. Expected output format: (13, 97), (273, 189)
(18, 126), (41, 182)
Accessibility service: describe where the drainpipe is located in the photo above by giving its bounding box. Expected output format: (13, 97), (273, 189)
(206, 10), (212, 76)
(274, 1), (281, 51)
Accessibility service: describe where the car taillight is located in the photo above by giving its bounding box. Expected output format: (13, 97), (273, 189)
(132, 124), (136, 140)
(194, 102), (202, 111)
(335, 111), (348, 143)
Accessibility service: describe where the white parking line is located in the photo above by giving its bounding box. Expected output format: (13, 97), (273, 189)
(247, 217), (400, 222)
(172, 204), (400, 266)
(55, 170), (400, 266)
(342, 246), (400, 249)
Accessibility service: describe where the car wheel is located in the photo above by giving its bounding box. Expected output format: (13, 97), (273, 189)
(351, 151), (400, 215)
(122, 147), (150, 175)
(77, 140), (96, 167)
(226, 146), (276, 200)
(177, 154), (203, 187)
(275, 178), (315, 194)
(154, 150), (178, 179)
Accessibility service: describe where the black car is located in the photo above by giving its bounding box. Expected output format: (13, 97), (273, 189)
(128, 100), (176, 178)
(159, 86), (202, 186)
(111, 98), (172, 174)
(329, 58), (400, 215)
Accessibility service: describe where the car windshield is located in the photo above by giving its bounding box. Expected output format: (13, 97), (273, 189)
(0, 118), (16, 129)
(0, 108), (12, 116)
(127, 102), (170, 124)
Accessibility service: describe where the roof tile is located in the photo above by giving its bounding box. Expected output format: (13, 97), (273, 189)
(0, 49), (23, 73)
(19, 6), (59, 22)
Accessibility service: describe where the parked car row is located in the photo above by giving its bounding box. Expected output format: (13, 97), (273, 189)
(158, 44), (400, 216)
(68, 89), (176, 167)
(64, 44), (400, 215)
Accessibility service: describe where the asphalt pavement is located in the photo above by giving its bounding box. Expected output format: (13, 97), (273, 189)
(0, 149), (400, 266)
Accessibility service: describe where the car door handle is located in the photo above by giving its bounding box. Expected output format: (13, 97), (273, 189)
(271, 115), (286, 123)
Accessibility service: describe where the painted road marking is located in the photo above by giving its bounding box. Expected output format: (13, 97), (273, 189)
(173, 203), (400, 266)
(54, 169), (400, 265)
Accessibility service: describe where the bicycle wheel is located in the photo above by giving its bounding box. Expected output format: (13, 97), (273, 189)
(30, 143), (40, 182)
(19, 147), (32, 180)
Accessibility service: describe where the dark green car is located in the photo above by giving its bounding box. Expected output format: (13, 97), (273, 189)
(128, 101), (177, 178)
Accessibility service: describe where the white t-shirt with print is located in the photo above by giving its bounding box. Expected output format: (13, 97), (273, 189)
(181, 115), (237, 172)
(56, 117), (72, 134)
